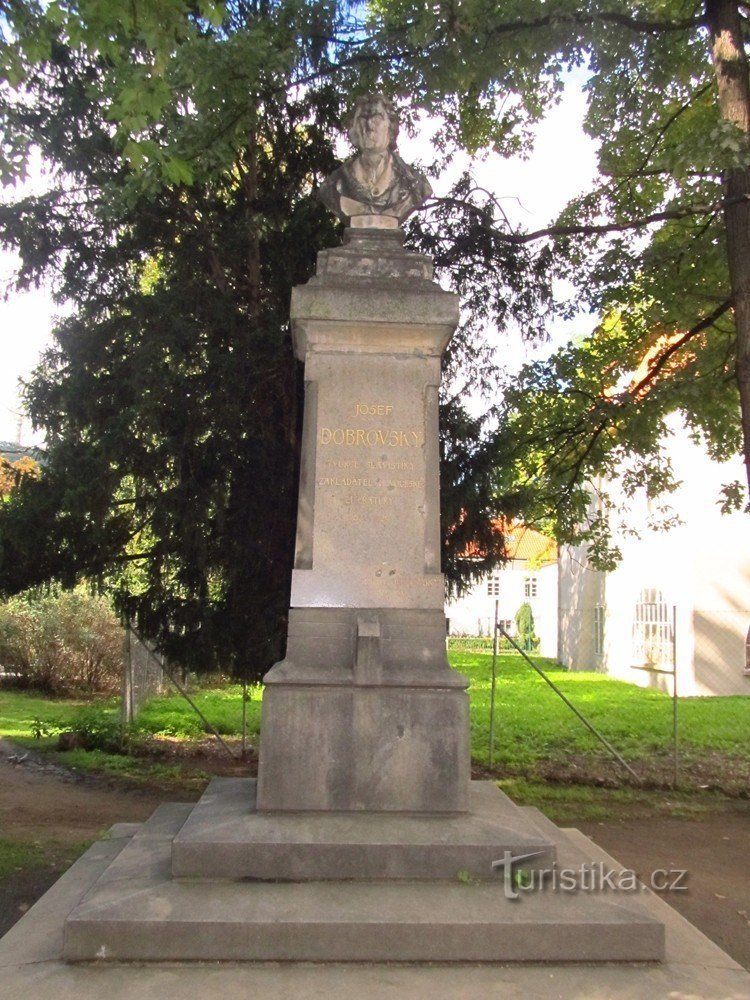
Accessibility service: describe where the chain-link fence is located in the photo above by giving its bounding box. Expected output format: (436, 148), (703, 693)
(121, 625), (168, 725)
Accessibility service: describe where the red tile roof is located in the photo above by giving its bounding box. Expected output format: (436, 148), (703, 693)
(460, 520), (557, 566)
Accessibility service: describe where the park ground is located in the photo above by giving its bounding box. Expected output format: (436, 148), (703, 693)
(0, 650), (748, 970)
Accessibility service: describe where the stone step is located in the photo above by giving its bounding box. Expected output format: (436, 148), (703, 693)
(63, 796), (665, 964)
(171, 778), (557, 880)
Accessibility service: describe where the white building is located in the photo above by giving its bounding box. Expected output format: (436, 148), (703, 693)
(558, 433), (750, 697)
(446, 525), (558, 657)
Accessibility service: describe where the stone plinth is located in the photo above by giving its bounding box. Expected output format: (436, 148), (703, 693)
(172, 779), (555, 880)
(256, 228), (468, 814)
(61, 795), (666, 964)
(287, 230), (456, 611)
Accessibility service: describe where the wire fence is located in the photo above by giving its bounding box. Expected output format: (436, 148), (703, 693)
(121, 622), (239, 759)
(121, 625), (168, 726)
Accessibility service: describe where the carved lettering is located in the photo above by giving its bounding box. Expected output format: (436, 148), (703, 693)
(326, 459), (359, 469)
(319, 426), (423, 448)
(355, 403), (394, 416)
(318, 477), (372, 487)
(367, 460), (415, 471)
(342, 494), (395, 507)
(386, 479), (424, 490)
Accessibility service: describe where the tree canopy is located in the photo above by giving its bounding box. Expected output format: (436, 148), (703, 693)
(383, 0), (750, 561)
(1, 0), (749, 671)
(0, 1), (530, 675)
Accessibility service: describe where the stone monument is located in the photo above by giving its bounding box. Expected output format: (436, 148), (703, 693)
(256, 91), (468, 814)
(55, 95), (666, 964)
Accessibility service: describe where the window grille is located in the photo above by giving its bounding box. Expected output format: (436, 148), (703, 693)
(487, 576), (500, 597)
(524, 576), (537, 599)
(631, 589), (674, 669)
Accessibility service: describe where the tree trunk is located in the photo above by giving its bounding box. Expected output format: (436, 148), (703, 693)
(706, 0), (750, 495)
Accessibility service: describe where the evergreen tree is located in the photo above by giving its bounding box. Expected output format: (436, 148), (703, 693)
(515, 601), (536, 652)
(0, 2), (522, 677)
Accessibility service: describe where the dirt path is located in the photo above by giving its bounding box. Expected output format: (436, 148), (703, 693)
(0, 739), (175, 842)
(0, 742), (748, 970)
(0, 739), (195, 936)
(579, 808), (750, 971)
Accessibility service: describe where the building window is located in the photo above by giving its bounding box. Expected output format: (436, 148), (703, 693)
(524, 576), (537, 599)
(631, 588), (674, 669)
(487, 575), (500, 597)
(594, 605), (605, 656)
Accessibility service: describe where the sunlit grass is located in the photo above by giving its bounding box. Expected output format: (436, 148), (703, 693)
(453, 651), (750, 768)
(1, 654), (747, 798)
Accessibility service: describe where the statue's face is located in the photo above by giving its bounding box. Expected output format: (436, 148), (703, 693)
(351, 100), (391, 154)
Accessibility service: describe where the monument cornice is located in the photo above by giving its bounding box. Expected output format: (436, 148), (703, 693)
(290, 314), (457, 359)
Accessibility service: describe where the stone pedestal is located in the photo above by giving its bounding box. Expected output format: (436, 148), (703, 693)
(257, 228), (469, 814)
(52, 223), (669, 969)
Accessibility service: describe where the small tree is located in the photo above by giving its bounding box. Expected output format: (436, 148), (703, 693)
(515, 602), (536, 653)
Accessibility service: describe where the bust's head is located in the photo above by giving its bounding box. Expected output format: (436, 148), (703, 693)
(348, 94), (399, 154)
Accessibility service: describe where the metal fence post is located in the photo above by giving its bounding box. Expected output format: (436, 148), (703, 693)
(489, 598), (499, 767)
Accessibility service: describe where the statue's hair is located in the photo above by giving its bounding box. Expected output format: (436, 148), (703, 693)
(348, 93), (399, 150)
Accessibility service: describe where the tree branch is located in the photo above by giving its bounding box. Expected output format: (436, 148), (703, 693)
(482, 10), (704, 40)
(626, 298), (733, 398)
(427, 195), (722, 244)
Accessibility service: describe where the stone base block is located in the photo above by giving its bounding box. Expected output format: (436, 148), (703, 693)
(7, 822), (750, 998)
(63, 801), (665, 964)
(171, 778), (556, 880)
(256, 682), (469, 813)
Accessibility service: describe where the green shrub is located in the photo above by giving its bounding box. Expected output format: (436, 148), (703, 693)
(0, 589), (123, 694)
(65, 705), (122, 752)
(514, 603), (539, 652)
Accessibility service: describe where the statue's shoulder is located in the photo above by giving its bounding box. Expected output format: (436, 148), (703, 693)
(317, 160), (355, 220)
(390, 151), (433, 200)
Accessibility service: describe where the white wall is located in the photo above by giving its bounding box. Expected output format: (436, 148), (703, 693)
(558, 431), (750, 697)
(446, 561), (558, 657)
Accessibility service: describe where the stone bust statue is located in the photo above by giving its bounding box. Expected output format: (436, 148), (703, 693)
(318, 94), (433, 226)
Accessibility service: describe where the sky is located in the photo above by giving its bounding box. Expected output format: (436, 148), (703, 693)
(0, 253), (57, 446)
(0, 81), (599, 447)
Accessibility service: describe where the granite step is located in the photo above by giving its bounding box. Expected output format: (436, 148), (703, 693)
(171, 777), (557, 880)
(63, 794), (664, 963)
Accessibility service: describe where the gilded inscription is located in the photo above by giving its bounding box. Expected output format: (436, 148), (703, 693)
(320, 427), (422, 448)
(317, 401), (422, 512)
(318, 477), (372, 487)
(355, 403), (393, 416)
(368, 460), (414, 471)
(343, 495), (395, 507)
(386, 479), (424, 490)
(326, 459), (359, 469)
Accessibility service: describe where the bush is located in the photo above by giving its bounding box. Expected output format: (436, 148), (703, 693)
(0, 589), (123, 694)
(61, 705), (122, 752)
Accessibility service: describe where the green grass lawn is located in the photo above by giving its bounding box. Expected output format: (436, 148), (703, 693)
(0, 684), (262, 745)
(0, 690), (113, 741)
(456, 651), (750, 768)
(132, 683), (263, 740)
(1, 654), (748, 800)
